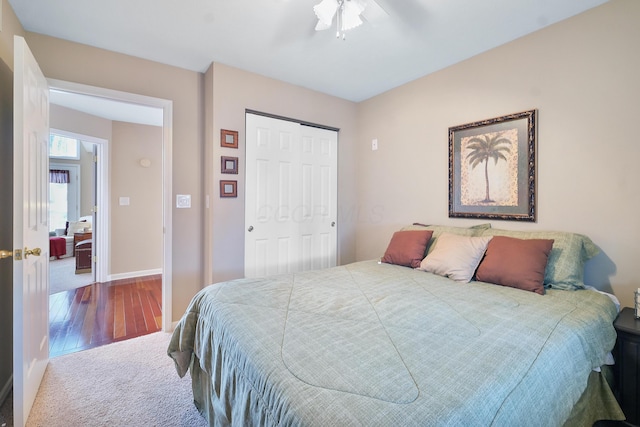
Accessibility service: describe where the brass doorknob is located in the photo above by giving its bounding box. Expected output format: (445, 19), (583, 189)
(0, 250), (13, 259)
(24, 247), (42, 258)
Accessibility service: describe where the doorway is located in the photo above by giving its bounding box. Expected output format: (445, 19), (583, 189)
(48, 159), (94, 294)
(47, 78), (174, 335)
(48, 129), (104, 294)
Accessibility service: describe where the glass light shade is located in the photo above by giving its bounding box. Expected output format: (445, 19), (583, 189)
(341, 0), (366, 31)
(313, 0), (339, 27)
(315, 20), (332, 31)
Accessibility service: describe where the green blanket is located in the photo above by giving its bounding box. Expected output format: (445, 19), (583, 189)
(168, 260), (620, 426)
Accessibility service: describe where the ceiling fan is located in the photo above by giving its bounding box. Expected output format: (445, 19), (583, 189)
(313, 0), (388, 39)
(312, 0), (428, 40)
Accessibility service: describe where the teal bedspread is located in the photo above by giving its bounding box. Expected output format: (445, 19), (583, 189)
(168, 260), (619, 426)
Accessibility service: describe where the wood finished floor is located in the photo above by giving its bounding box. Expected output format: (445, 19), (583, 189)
(49, 274), (162, 358)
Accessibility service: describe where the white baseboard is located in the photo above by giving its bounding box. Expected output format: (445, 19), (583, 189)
(0, 374), (12, 406)
(107, 268), (162, 282)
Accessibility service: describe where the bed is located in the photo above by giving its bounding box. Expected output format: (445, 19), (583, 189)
(168, 224), (625, 426)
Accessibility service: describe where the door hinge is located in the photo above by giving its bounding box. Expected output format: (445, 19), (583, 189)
(93, 255), (97, 263)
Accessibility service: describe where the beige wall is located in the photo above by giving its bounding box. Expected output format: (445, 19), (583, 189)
(356, 0), (640, 308)
(50, 103), (112, 141)
(22, 32), (204, 319)
(204, 63), (358, 285)
(110, 121), (163, 275)
(0, 0), (25, 70)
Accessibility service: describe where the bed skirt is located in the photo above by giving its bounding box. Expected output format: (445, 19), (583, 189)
(187, 355), (625, 427)
(563, 365), (625, 427)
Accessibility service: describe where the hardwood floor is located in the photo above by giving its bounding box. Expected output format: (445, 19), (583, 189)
(49, 274), (162, 358)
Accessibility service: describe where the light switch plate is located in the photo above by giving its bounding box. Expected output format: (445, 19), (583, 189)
(176, 194), (191, 208)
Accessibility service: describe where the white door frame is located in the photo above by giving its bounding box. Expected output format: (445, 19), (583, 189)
(47, 78), (174, 332)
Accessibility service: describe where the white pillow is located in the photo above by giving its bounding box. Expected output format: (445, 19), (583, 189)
(68, 221), (89, 235)
(419, 232), (493, 283)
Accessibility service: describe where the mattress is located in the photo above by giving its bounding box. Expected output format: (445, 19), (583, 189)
(168, 260), (622, 426)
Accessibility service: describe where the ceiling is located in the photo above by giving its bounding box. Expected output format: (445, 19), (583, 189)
(49, 89), (164, 127)
(10, 0), (607, 105)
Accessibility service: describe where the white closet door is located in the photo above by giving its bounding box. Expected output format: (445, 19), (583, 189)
(298, 124), (337, 271)
(245, 113), (337, 278)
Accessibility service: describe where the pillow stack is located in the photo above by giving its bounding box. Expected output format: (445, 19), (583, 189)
(380, 223), (598, 295)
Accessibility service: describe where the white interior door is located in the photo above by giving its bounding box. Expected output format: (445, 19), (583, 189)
(13, 35), (50, 427)
(245, 113), (337, 278)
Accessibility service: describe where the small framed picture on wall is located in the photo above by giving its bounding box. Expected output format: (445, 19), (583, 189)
(221, 156), (238, 174)
(220, 180), (237, 198)
(221, 129), (238, 149)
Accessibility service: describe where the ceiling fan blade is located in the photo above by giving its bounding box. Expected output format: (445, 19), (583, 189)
(361, 0), (389, 26)
(271, 0), (322, 45)
(371, 0), (430, 31)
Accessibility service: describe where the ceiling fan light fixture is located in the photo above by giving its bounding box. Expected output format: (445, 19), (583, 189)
(314, 0), (367, 40)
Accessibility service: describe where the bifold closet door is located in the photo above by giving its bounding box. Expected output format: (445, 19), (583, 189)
(245, 113), (337, 278)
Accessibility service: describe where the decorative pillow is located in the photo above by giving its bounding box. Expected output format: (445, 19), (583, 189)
(479, 229), (599, 290)
(381, 230), (434, 268)
(67, 220), (89, 235)
(476, 236), (554, 295)
(419, 233), (493, 283)
(402, 223), (490, 256)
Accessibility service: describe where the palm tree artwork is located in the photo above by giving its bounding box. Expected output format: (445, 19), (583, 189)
(464, 132), (513, 204)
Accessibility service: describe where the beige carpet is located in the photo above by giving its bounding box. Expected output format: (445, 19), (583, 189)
(27, 332), (206, 427)
(49, 257), (93, 295)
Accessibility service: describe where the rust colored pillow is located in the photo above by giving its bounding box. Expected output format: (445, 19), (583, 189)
(381, 230), (434, 268)
(476, 236), (554, 295)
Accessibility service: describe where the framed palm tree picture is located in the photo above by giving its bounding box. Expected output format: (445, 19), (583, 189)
(449, 110), (537, 221)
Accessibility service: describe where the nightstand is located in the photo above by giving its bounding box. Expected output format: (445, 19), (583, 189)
(614, 307), (640, 425)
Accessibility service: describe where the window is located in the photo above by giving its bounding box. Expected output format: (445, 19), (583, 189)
(49, 182), (68, 232)
(49, 134), (80, 160)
